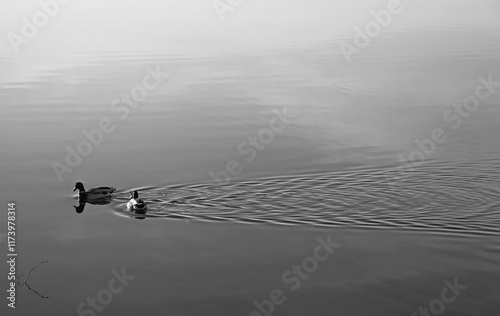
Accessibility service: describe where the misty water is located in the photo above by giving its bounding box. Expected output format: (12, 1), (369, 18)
(1, 0), (500, 315)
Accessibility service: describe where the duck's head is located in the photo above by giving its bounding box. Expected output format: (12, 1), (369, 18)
(130, 191), (139, 199)
(73, 182), (85, 193)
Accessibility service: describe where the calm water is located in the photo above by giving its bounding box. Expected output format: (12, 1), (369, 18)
(1, 0), (500, 315)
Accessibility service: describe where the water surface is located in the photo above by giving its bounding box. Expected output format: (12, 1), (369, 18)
(1, 0), (500, 315)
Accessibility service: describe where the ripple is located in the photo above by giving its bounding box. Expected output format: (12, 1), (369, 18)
(111, 158), (500, 236)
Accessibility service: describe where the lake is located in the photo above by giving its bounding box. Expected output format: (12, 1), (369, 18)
(1, 0), (500, 315)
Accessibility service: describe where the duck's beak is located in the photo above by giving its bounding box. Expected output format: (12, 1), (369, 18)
(73, 187), (77, 192)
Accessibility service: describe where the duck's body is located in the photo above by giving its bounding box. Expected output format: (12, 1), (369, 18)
(127, 191), (147, 212)
(73, 182), (116, 200)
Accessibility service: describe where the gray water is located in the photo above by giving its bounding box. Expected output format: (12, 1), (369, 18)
(1, 0), (500, 315)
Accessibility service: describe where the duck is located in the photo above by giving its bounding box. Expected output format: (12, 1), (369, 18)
(73, 182), (116, 200)
(127, 191), (147, 212)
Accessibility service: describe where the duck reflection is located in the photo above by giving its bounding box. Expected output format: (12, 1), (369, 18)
(73, 196), (112, 213)
(130, 213), (146, 220)
(73, 190), (148, 220)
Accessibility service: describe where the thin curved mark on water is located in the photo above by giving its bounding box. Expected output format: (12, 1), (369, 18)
(111, 158), (500, 236)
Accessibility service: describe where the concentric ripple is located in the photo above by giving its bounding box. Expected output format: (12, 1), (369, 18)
(112, 158), (500, 236)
